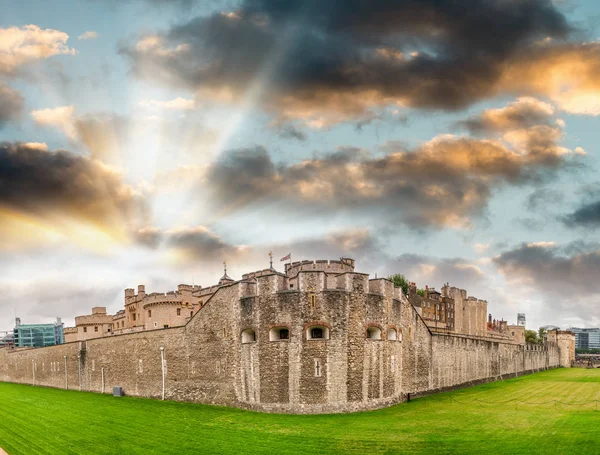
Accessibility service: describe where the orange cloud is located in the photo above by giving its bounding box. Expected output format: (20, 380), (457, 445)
(0, 24), (76, 75)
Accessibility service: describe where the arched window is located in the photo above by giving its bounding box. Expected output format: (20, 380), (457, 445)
(306, 325), (329, 340)
(387, 328), (397, 341)
(270, 327), (290, 341)
(367, 326), (382, 340)
(241, 329), (256, 344)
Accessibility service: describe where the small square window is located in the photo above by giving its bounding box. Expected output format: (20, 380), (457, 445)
(311, 328), (323, 339)
(83, 327), (87, 333)
(148, 310), (152, 318)
(94, 326), (98, 332)
(177, 308), (181, 316)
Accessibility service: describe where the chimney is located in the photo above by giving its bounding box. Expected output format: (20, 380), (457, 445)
(408, 282), (417, 298)
(488, 314), (492, 324)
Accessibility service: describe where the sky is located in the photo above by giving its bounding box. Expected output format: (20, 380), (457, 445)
(2, 0), (600, 332)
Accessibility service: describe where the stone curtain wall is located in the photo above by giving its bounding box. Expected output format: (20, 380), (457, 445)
(0, 270), (568, 414)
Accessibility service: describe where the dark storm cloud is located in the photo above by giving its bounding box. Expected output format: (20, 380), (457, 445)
(0, 142), (147, 230)
(122, 0), (571, 122)
(277, 124), (307, 141)
(0, 83), (24, 128)
(563, 199), (600, 228)
(493, 243), (600, 313)
(204, 124), (572, 229)
(167, 226), (241, 258)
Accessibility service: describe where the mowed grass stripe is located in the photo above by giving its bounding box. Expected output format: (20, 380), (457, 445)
(0, 368), (599, 454)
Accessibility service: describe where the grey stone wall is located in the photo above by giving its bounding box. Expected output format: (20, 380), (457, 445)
(0, 270), (571, 414)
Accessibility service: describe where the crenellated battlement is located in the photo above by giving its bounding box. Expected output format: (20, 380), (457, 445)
(285, 257), (355, 277)
(178, 284), (200, 293)
(141, 293), (181, 307)
(242, 268), (286, 281)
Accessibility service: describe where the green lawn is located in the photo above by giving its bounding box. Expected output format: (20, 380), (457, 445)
(1, 368), (599, 454)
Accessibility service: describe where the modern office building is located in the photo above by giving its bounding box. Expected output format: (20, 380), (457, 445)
(13, 317), (65, 348)
(568, 327), (600, 350)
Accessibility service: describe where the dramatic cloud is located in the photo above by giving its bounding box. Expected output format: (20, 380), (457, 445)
(563, 199), (600, 228)
(77, 31), (99, 40)
(0, 24), (76, 75)
(493, 242), (600, 324)
(392, 253), (486, 295)
(458, 97), (556, 135)
(120, 0), (585, 125)
(203, 116), (578, 228)
(0, 142), (148, 243)
(0, 82), (24, 127)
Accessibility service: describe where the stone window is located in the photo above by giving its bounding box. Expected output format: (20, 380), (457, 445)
(269, 327), (290, 341)
(83, 327), (87, 333)
(314, 359), (322, 377)
(148, 310), (152, 318)
(387, 328), (397, 341)
(177, 308), (181, 316)
(190, 311), (193, 318)
(163, 324), (168, 329)
(241, 329), (256, 343)
(107, 327), (111, 333)
(154, 322), (158, 328)
(94, 326), (98, 332)
(307, 326), (329, 340)
(309, 294), (317, 311)
(133, 313), (136, 322)
(367, 326), (382, 340)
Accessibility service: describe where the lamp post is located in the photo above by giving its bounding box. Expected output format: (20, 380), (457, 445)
(77, 354), (81, 391)
(160, 346), (165, 400)
(64, 355), (68, 390)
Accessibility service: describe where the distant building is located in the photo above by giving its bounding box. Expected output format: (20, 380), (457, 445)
(568, 327), (600, 350)
(13, 317), (64, 348)
(0, 333), (14, 348)
(517, 313), (526, 326)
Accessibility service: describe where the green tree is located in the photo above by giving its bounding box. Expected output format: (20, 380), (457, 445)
(538, 327), (547, 343)
(525, 329), (538, 344)
(416, 288), (425, 297)
(388, 274), (409, 296)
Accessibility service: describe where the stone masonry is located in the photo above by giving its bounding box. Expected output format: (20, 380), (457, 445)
(0, 258), (575, 414)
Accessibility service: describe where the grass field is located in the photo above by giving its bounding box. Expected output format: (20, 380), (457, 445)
(1, 369), (599, 455)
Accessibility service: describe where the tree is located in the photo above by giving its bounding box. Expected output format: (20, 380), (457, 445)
(525, 329), (538, 344)
(538, 327), (547, 343)
(388, 274), (409, 296)
(416, 288), (425, 297)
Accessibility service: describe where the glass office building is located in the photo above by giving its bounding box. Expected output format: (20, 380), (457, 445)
(568, 327), (600, 350)
(13, 317), (64, 348)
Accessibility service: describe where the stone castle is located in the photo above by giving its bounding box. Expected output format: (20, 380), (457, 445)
(0, 258), (575, 414)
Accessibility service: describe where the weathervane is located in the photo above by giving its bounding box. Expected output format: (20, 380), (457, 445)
(269, 251), (273, 269)
(223, 260), (227, 275)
